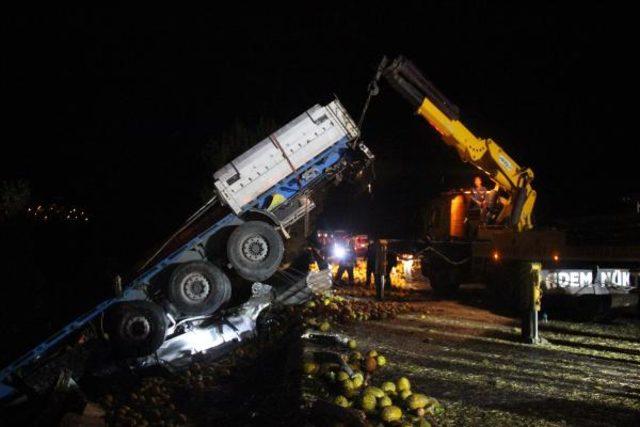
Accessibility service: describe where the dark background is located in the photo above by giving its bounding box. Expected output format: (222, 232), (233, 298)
(1, 3), (637, 362)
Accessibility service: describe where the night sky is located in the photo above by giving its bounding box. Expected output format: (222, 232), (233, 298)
(3, 3), (636, 262)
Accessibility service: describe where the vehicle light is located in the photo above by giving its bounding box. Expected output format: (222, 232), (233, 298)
(402, 258), (414, 276)
(333, 244), (346, 259)
(491, 250), (500, 261)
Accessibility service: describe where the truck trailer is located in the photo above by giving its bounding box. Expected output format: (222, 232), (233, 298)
(0, 98), (372, 401)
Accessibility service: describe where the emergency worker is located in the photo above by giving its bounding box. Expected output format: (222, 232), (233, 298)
(471, 176), (487, 209)
(365, 238), (377, 288)
(334, 237), (356, 286)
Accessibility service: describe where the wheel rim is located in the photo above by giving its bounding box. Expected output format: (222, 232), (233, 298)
(242, 234), (269, 262)
(181, 272), (211, 302)
(125, 316), (151, 341)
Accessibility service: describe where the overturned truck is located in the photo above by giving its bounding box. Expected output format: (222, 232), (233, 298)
(0, 98), (373, 402)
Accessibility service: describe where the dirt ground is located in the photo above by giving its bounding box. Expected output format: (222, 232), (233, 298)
(4, 275), (638, 427)
(333, 280), (640, 426)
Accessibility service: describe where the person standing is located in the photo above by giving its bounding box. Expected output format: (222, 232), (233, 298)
(374, 240), (388, 300)
(308, 232), (328, 270)
(385, 249), (396, 288)
(365, 238), (377, 288)
(471, 176), (487, 208)
(334, 238), (356, 286)
(471, 176), (488, 222)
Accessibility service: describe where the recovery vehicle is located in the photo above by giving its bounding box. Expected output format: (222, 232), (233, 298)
(369, 56), (639, 314)
(0, 98), (373, 402)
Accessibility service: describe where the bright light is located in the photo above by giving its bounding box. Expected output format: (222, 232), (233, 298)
(402, 259), (414, 277)
(333, 244), (346, 259)
(552, 253), (560, 262)
(492, 250), (500, 261)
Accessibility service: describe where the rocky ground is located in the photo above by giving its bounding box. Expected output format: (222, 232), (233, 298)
(3, 276), (638, 426)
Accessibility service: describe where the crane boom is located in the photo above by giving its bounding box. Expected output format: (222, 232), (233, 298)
(381, 56), (536, 231)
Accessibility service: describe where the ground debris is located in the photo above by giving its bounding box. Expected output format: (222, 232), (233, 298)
(298, 294), (446, 426)
(333, 288), (640, 427)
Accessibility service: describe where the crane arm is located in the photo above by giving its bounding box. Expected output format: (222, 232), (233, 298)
(381, 56), (536, 231)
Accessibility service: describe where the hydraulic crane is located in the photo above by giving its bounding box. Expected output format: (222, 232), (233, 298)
(363, 56), (638, 326)
(380, 56), (536, 232)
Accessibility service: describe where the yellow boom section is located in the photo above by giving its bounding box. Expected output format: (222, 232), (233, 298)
(383, 56), (536, 231)
(417, 97), (536, 231)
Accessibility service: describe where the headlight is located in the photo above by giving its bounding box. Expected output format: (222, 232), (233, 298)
(333, 244), (346, 259)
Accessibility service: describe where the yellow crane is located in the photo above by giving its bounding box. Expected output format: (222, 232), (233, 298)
(377, 56), (536, 232)
(364, 56), (638, 334)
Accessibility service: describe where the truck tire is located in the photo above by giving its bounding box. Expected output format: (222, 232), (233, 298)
(227, 221), (284, 282)
(487, 261), (530, 310)
(166, 261), (232, 316)
(104, 300), (167, 358)
(424, 256), (461, 296)
(428, 266), (461, 296)
(485, 264), (504, 303)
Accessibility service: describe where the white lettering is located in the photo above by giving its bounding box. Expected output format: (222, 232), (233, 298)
(612, 270), (621, 286)
(569, 272), (580, 287)
(622, 271), (630, 287)
(498, 155), (512, 172)
(541, 269), (630, 289)
(579, 271), (593, 286)
(543, 273), (555, 288)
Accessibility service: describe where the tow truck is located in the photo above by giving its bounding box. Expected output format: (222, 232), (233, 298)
(0, 98), (373, 402)
(368, 56), (639, 316)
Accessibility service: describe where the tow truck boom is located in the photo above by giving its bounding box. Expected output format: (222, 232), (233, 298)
(381, 56), (536, 231)
(372, 55), (637, 318)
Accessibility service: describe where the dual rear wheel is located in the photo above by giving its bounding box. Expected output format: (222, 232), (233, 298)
(486, 260), (531, 310)
(166, 261), (232, 316)
(103, 300), (167, 358)
(422, 257), (462, 296)
(105, 220), (284, 357)
(227, 221), (284, 282)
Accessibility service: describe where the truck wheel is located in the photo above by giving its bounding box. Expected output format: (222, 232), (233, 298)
(510, 261), (532, 311)
(488, 261), (530, 310)
(485, 264), (505, 303)
(166, 261), (232, 316)
(104, 300), (167, 358)
(428, 266), (461, 296)
(227, 221), (284, 282)
(425, 255), (461, 296)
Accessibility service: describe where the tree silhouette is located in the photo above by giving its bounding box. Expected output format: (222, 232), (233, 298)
(0, 179), (31, 221)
